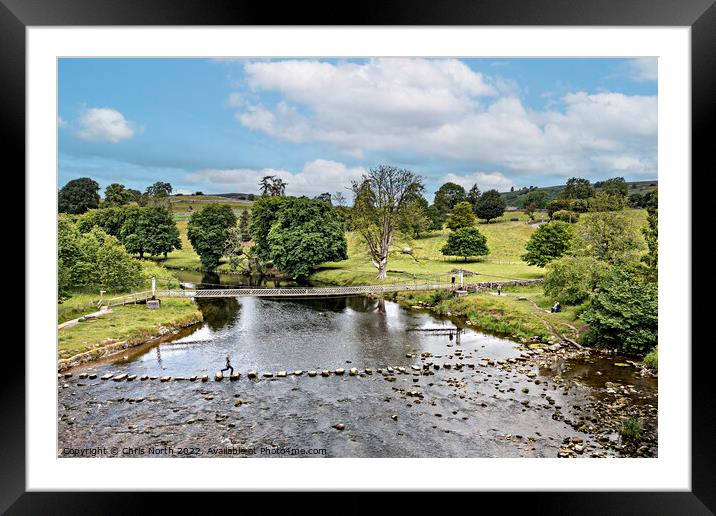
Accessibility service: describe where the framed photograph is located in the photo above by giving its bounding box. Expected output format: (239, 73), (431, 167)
(7, 0), (712, 510)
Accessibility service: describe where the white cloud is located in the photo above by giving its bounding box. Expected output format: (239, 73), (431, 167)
(226, 92), (244, 108)
(75, 107), (137, 143)
(442, 171), (514, 193)
(629, 58), (658, 82)
(233, 58), (657, 179)
(186, 159), (367, 196)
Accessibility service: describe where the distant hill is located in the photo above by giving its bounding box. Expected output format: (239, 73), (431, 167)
(499, 179), (657, 208)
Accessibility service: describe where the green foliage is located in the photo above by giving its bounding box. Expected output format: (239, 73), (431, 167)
(446, 201), (477, 230)
(187, 204), (238, 270)
(466, 184), (481, 213)
(266, 197), (348, 278)
(543, 256), (609, 305)
(620, 418), (643, 440)
(137, 206), (181, 257)
(58, 216), (143, 295)
(259, 175), (287, 196)
(474, 189), (506, 223)
(433, 182), (466, 218)
(600, 177), (629, 198)
(573, 211), (645, 264)
(239, 209), (252, 242)
(351, 165), (425, 279)
(398, 196), (431, 238)
(580, 266), (657, 355)
(58, 177), (101, 214)
(521, 190), (547, 218)
(641, 189), (658, 278)
(249, 196), (289, 260)
(103, 183), (134, 207)
(588, 192), (625, 212)
(425, 204), (444, 230)
(145, 181), (173, 198)
(521, 221), (573, 267)
(440, 227), (489, 261)
(644, 347), (658, 369)
(552, 210), (580, 223)
(223, 226), (246, 271)
(559, 177), (595, 200)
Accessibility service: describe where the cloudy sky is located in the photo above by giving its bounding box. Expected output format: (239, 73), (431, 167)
(58, 57), (657, 198)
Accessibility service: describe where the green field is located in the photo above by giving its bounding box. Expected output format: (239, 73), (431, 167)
(154, 208), (649, 284)
(58, 299), (202, 360)
(169, 194), (252, 220)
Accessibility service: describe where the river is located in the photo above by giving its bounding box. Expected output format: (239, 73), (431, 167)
(57, 273), (657, 458)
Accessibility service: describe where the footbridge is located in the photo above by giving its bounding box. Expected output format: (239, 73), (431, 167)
(103, 275), (543, 305)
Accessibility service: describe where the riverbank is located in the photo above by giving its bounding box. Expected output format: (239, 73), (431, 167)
(395, 285), (583, 344)
(58, 298), (203, 371)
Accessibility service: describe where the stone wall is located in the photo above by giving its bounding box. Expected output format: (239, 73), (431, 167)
(465, 279), (544, 293)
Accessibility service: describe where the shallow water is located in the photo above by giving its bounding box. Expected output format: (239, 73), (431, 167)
(58, 283), (657, 458)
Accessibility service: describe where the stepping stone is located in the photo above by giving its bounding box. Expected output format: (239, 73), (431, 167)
(78, 373), (88, 379)
(308, 371), (317, 377)
(201, 375), (209, 382)
(263, 372), (273, 378)
(321, 370), (331, 377)
(189, 376), (197, 382)
(277, 371), (287, 378)
(215, 372), (224, 381)
(101, 374), (113, 381)
(174, 377), (186, 381)
(112, 374), (128, 382)
(247, 371), (258, 379)
(88, 374), (97, 380)
(294, 370), (303, 376)
(140, 375), (148, 381)
(230, 373), (240, 381)
(160, 376), (171, 382)
(127, 375), (137, 381)
(150, 376), (159, 380)
(349, 368), (359, 376)
(335, 368), (345, 375)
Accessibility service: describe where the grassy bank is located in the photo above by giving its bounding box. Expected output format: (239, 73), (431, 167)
(58, 298), (203, 361)
(397, 285), (583, 343)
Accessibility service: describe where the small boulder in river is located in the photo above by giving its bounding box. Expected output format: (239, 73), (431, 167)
(277, 371), (287, 378)
(88, 374), (97, 379)
(215, 372), (224, 381)
(308, 370), (317, 377)
(335, 368), (345, 375)
(248, 371), (258, 379)
(112, 374), (128, 382)
(201, 375), (209, 382)
(349, 368), (359, 376)
(101, 374), (113, 381)
(160, 376), (171, 382)
(321, 370), (331, 377)
(294, 370), (303, 376)
(230, 373), (240, 381)
(332, 423), (345, 431)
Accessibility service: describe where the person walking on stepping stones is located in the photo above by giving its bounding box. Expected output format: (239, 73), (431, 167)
(221, 353), (234, 376)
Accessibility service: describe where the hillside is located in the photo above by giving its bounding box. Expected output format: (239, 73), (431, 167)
(500, 179), (658, 208)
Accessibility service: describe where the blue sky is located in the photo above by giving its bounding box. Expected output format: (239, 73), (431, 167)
(58, 57), (657, 198)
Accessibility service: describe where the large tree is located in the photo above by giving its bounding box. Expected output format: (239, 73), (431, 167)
(259, 175), (287, 196)
(521, 190), (547, 220)
(58, 177), (101, 214)
(521, 221), (573, 267)
(145, 181), (173, 198)
(446, 201), (477, 230)
(543, 256), (609, 305)
(187, 204), (237, 270)
(600, 177), (629, 198)
(351, 165), (425, 279)
(265, 197), (348, 278)
(433, 182), (466, 219)
(466, 184), (481, 213)
(573, 211), (645, 264)
(397, 196), (431, 239)
(560, 177), (595, 200)
(474, 189), (506, 223)
(103, 183), (133, 207)
(137, 206), (181, 258)
(440, 227), (489, 262)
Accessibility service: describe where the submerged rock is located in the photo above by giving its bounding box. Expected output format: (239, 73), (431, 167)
(332, 423), (345, 431)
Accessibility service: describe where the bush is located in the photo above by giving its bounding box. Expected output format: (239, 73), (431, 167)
(580, 266), (657, 355)
(544, 256), (609, 305)
(620, 418), (643, 440)
(552, 210), (579, 223)
(644, 347), (658, 369)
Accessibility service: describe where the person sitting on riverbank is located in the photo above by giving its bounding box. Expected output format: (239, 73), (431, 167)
(221, 353), (234, 376)
(551, 302), (561, 313)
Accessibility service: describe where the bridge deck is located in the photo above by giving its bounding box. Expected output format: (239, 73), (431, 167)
(154, 279), (543, 299)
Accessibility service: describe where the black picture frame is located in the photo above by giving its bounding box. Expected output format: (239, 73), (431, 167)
(4, 0), (712, 512)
